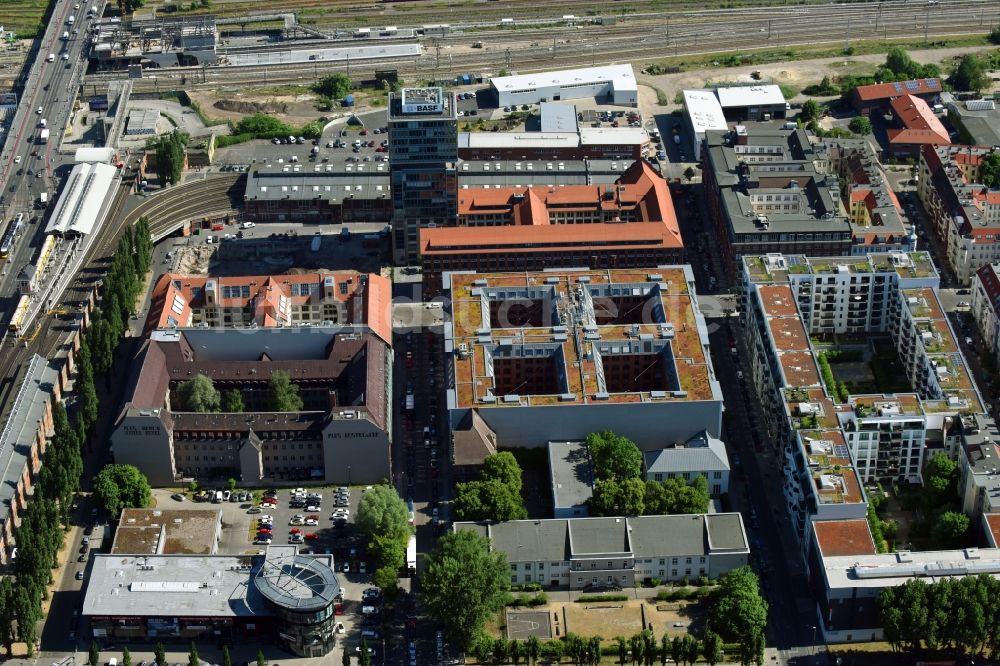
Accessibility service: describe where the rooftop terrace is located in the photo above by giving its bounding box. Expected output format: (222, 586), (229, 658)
(445, 267), (717, 407)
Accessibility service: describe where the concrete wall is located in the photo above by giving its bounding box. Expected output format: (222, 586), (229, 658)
(111, 413), (177, 486)
(452, 400), (723, 450)
(321, 417), (390, 484)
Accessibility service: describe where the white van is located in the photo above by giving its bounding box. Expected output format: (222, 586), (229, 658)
(109, 659), (117, 666)
(39, 118), (46, 128)
(62, 31), (69, 40)
(213, 490), (223, 503)
(46, 53), (55, 62)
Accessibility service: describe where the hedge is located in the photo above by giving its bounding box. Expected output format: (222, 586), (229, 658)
(575, 594), (630, 603)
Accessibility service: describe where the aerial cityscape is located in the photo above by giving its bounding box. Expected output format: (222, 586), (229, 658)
(0, 0), (999, 664)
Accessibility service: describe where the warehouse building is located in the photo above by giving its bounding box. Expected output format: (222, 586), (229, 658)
(83, 546), (341, 657)
(444, 266), (724, 450)
(455, 513), (749, 588)
(457, 126), (650, 161)
(491, 64), (638, 108)
(715, 84), (787, 122)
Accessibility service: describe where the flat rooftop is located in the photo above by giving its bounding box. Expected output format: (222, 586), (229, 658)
(812, 519), (877, 557)
(823, 548), (1000, 590)
(548, 441), (594, 509)
(800, 430), (865, 505)
(682, 90), (727, 135)
(444, 267), (719, 408)
(490, 64), (637, 94)
(388, 87), (456, 120)
(743, 252), (937, 285)
(83, 553), (267, 617)
(111, 508), (221, 555)
(715, 84), (785, 108)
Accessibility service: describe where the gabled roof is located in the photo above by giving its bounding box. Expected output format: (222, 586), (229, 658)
(887, 95), (949, 145)
(854, 78), (942, 102)
(643, 431), (730, 475)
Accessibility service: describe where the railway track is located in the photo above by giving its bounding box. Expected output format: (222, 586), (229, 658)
(120, 174), (244, 236)
(83, 0), (996, 92)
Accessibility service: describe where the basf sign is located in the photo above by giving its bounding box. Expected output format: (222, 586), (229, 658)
(400, 87), (444, 115)
(403, 102), (443, 114)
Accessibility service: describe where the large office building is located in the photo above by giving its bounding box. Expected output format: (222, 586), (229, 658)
(703, 127), (853, 277)
(443, 266), (724, 450)
(918, 144), (1000, 285)
(740, 251), (984, 552)
(456, 513), (748, 589)
(388, 87), (458, 263)
(83, 546), (341, 657)
(242, 164), (393, 224)
(420, 161), (683, 289)
(490, 64), (638, 109)
(111, 318), (392, 487)
(703, 127), (920, 277)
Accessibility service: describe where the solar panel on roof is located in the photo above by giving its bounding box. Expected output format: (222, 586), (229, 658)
(906, 81), (919, 91)
(894, 83), (903, 93)
(926, 78), (938, 88)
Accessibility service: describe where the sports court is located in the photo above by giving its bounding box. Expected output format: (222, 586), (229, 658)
(505, 610), (552, 640)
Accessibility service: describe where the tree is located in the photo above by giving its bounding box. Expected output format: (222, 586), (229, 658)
(155, 643), (167, 666)
(710, 567), (769, 656)
(175, 374), (221, 412)
(256, 650), (266, 666)
(683, 166), (696, 181)
(659, 634), (669, 666)
(799, 99), (820, 123)
(356, 484), (413, 544)
(188, 642), (199, 666)
(453, 479), (528, 521)
(422, 530), (509, 648)
(923, 452), (959, 508)
(342, 648), (352, 666)
(93, 464), (151, 518)
(683, 635), (700, 665)
(885, 47), (918, 78)
(848, 116), (872, 135)
(222, 646), (232, 666)
(359, 639), (372, 666)
(234, 114), (294, 138)
(931, 510), (969, 548)
(0, 578), (13, 656)
(481, 452), (523, 495)
(123, 647), (132, 666)
(587, 431), (643, 481)
(589, 478), (645, 516)
(526, 635), (540, 665)
(615, 636), (627, 665)
(268, 370), (304, 411)
(951, 54), (990, 93)
(980, 151), (1000, 188)
(76, 341), (99, 430)
(222, 389), (244, 413)
(313, 73), (352, 99)
(670, 636), (684, 665)
(373, 565), (399, 594)
(371, 532), (406, 571)
(152, 131), (188, 186)
(90, 641), (101, 666)
(702, 629), (723, 666)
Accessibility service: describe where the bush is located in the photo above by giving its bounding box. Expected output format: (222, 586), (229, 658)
(575, 594), (629, 603)
(527, 593), (548, 607)
(650, 577), (661, 588)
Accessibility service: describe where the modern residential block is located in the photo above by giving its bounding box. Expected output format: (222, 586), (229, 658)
(444, 267), (724, 450)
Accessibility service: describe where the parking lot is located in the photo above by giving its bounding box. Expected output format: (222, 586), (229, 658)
(153, 486), (387, 660)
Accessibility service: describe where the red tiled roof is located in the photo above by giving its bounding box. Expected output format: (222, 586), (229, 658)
(854, 78), (942, 102)
(985, 514), (1000, 549)
(813, 519), (877, 557)
(887, 95), (949, 145)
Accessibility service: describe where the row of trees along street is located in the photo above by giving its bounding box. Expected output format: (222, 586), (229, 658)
(421, 524), (769, 665)
(0, 218), (155, 655)
(354, 484), (414, 596)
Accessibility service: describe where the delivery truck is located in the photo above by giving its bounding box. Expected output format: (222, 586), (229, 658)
(39, 128), (49, 144)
